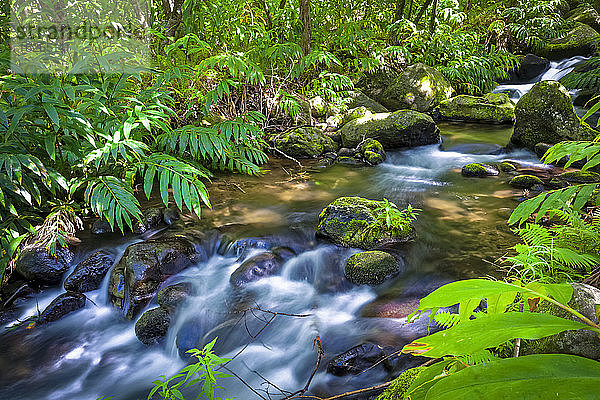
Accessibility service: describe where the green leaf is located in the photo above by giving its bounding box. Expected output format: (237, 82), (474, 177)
(423, 354), (600, 400)
(42, 103), (60, 127)
(402, 312), (595, 358)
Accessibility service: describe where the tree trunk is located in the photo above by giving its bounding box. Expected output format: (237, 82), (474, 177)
(299, 0), (312, 55)
(413, 0), (433, 25)
(429, 0), (438, 33)
(395, 0), (406, 20)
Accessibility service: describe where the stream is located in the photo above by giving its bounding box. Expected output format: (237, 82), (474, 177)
(0, 58), (589, 400)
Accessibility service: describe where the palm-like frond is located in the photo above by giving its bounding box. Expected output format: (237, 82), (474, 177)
(84, 176), (142, 232)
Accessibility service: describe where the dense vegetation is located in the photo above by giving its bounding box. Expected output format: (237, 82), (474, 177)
(3, 0), (600, 399)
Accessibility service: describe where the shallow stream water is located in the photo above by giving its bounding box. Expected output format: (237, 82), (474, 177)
(0, 121), (545, 400)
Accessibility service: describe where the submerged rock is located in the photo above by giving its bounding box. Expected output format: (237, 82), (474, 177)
(316, 197), (414, 249)
(38, 292), (86, 324)
(437, 93), (515, 124)
(15, 247), (72, 286)
(510, 81), (596, 151)
(461, 163), (500, 178)
(269, 127), (338, 158)
(539, 22), (600, 60)
(380, 63), (454, 112)
(64, 250), (114, 293)
(135, 307), (171, 345)
(522, 283), (600, 360)
(509, 174), (544, 189)
(108, 236), (201, 319)
(338, 110), (440, 149)
(345, 251), (399, 285)
(327, 342), (391, 376)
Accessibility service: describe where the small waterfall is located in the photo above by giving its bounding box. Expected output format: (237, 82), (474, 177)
(493, 56), (588, 101)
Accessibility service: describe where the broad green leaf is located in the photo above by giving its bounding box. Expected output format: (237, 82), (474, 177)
(402, 312), (595, 358)
(424, 354), (600, 400)
(42, 103), (60, 127)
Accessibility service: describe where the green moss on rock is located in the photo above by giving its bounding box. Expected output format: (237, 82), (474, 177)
(360, 138), (386, 165)
(270, 127), (338, 158)
(461, 163), (499, 177)
(438, 93), (515, 124)
(539, 22), (600, 60)
(498, 161), (517, 172)
(344, 91), (389, 113)
(339, 110), (440, 149)
(376, 367), (425, 400)
(510, 81), (596, 151)
(135, 307), (171, 345)
(558, 170), (600, 183)
(380, 63), (454, 112)
(509, 174), (543, 189)
(345, 251), (398, 285)
(316, 197), (415, 249)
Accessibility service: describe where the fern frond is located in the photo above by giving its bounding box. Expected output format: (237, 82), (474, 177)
(457, 350), (499, 366)
(84, 176), (142, 232)
(434, 311), (460, 329)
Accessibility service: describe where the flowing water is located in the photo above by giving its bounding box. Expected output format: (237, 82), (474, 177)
(0, 122), (545, 400)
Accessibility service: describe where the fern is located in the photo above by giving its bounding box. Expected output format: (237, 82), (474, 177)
(457, 350), (499, 366)
(434, 310), (460, 329)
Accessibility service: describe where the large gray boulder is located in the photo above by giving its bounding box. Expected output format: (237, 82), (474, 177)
(510, 80), (596, 151)
(522, 283), (600, 360)
(269, 127), (338, 158)
(338, 110), (440, 149)
(380, 63), (454, 112)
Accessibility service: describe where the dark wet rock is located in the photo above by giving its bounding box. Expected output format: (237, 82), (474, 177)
(345, 251), (399, 285)
(64, 250), (114, 293)
(441, 142), (504, 155)
(361, 298), (421, 318)
(338, 110), (440, 149)
(269, 127), (338, 158)
(163, 208), (180, 225)
(91, 219), (113, 234)
(380, 63), (454, 112)
(539, 22), (600, 60)
(218, 235), (307, 260)
(133, 208), (165, 234)
(327, 342), (392, 376)
(437, 93), (515, 124)
(522, 283), (600, 360)
(558, 170), (600, 183)
(1, 283), (35, 309)
(344, 91), (389, 113)
(38, 292), (86, 324)
(336, 156), (366, 166)
(461, 163), (499, 178)
(316, 197), (415, 249)
(510, 81), (596, 151)
(108, 236), (201, 319)
(515, 54), (550, 81)
(360, 138), (386, 165)
(158, 282), (194, 310)
(509, 174), (544, 189)
(338, 147), (357, 157)
(229, 247), (295, 287)
(15, 247), (72, 285)
(135, 307), (171, 345)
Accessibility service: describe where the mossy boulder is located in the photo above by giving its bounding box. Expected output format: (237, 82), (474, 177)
(338, 110), (440, 149)
(360, 138), (386, 165)
(558, 170), (600, 183)
(344, 91), (389, 113)
(497, 161), (518, 172)
(270, 127), (338, 158)
(316, 197), (415, 249)
(539, 22), (600, 60)
(437, 93), (515, 124)
(341, 106), (374, 127)
(568, 5), (600, 31)
(356, 69), (400, 105)
(309, 96), (328, 118)
(108, 236), (201, 319)
(380, 63), (454, 112)
(509, 174), (543, 189)
(345, 251), (399, 285)
(135, 307), (171, 345)
(522, 283), (600, 360)
(461, 163), (499, 177)
(376, 367), (425, 400)
(510, 81), (596, 151)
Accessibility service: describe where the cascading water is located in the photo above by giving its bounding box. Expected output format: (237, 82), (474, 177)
(492, 56), (588, 101)
(0, 123), (546, 400)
